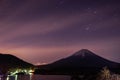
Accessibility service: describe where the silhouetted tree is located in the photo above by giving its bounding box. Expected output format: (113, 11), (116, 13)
(97, 67), (111, 80)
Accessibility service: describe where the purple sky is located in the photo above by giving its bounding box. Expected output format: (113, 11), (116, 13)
(0, 0), (120, 64)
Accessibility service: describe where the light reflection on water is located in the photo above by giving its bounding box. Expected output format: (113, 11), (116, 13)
(6, 75), (71, 80)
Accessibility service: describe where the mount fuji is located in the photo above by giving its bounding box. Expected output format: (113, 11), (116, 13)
(35, 49), (120, 74)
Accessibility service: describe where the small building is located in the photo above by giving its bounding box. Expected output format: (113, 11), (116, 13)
(8, 75), (31, 80)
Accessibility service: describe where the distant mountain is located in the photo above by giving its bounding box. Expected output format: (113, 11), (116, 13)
(35, 49), (120, 75)
(0, 53), (33, 74)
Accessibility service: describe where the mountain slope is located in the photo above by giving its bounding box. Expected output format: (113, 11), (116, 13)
(36, 49), (120, 74)
(50, 49), (119, 68)
(0, 53), (33, 74)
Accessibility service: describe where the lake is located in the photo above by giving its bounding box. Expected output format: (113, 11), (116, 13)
(7, 75), (71, 80)
(32, 75), (71, 80)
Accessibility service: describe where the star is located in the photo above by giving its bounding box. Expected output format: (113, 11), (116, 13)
(93, 11), (97, 14)
(85, 27), (90, 31)
(57, 0), (65, 6)
(59, 0), (65, 5)
(87, 7), (91, 10)
(56, 6), (58, 9)
(55, 0), (65, 9)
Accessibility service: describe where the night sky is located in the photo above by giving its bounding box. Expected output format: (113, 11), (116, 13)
(0, 0), (120, 64)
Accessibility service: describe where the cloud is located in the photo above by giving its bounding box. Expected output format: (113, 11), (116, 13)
(0, 0), (120, 64)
